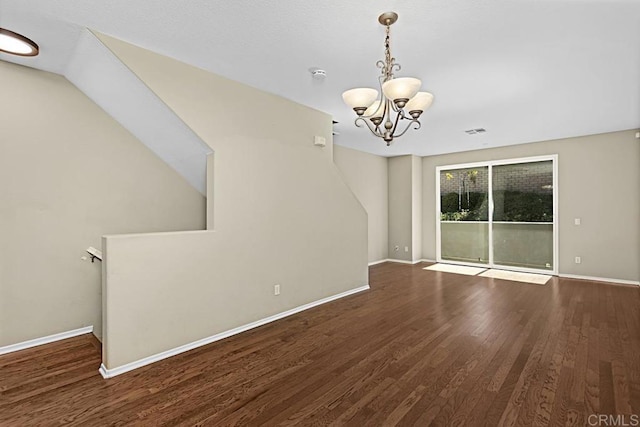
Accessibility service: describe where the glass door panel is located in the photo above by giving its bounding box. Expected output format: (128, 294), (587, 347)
(491, 161), (554, 271)
(439, 166), (489, 264)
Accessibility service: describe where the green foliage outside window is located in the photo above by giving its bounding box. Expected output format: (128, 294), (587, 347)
(441, 192), (488, 221)
(441, 191), (552, 222)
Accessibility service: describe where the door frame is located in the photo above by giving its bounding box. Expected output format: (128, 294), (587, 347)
(435, 154), (559, 275)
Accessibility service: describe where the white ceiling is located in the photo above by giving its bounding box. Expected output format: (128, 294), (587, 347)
(1, 0), (639, 157)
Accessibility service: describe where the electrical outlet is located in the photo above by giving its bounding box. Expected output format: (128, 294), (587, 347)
(575, 256), (581, 264)
(574, 218), (581, 226)
(404, 246), (409, 252)
(274, 284), (280, 295)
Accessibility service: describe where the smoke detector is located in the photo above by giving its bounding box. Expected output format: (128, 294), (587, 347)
(309, 68), (327, 80)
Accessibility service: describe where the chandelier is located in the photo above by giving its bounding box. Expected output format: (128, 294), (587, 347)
(342, 12), (433, 146)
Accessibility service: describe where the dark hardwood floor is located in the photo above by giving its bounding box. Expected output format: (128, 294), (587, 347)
(1, 262), (639, 426)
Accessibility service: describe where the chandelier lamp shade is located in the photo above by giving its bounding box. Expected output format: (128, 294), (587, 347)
(342, 12), (433, 146)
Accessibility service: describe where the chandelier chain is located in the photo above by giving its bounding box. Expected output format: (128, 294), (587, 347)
(385, 24), (391, 81)
(381, 23), (400, 82)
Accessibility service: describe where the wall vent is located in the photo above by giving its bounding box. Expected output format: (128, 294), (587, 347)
(465, 128), (487, 135)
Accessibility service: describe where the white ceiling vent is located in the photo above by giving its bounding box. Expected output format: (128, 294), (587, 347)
(465, 128), (487, 135)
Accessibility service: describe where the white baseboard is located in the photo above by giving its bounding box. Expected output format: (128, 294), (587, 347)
(99, 285), (370, 379)
(368, 259), (433, 266)
(559, 274), (639, 286)
(0, 326), (93, 356)
(387, 259), (422, 265)
(420, 259), (436, 263)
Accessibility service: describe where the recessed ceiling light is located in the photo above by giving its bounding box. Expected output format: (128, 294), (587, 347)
(0, 28), (39, 57)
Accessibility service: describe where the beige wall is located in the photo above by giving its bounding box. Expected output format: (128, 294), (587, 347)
(423, 130), (640, 282)
(0, 62), (206, 347)
(99, 35), (368, 370)
(388, 155), (424, 262)
(333, 145), (389, 263)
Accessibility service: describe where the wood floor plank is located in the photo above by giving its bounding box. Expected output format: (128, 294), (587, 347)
(612, 285), (640, 414)
(447, 312), (528, 426)
(499, 299), (561, 426)
(1, 262), (638, 425)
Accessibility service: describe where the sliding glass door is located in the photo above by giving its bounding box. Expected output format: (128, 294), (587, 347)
(439, 166), (489, 265)
(492, 160), (554, 271)
(436, 156), (557, 274)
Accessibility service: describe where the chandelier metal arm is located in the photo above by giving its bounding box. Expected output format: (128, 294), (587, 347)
(390, 103), (402, 132)
(355, 97), (421, 146)
(393, 118), (422, 139)
(354, 116), (383, 137)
